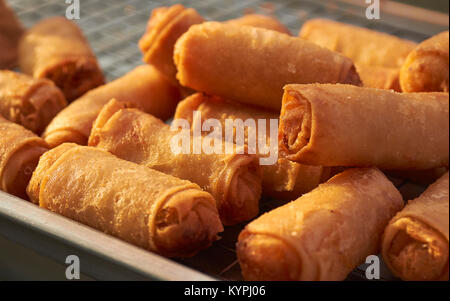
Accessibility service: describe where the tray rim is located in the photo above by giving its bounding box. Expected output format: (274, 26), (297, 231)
(0, 191), (217, 281)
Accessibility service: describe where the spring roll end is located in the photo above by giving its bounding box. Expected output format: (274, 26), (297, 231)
(237, 231), (302, 281)
(2, 143), (48, 200)
(153, 189), (223, 257)
(219, 155), (262, 225)
(383, 217), (449, 281)
(26, 143), (78, 205)
(279, 89), (312, 161)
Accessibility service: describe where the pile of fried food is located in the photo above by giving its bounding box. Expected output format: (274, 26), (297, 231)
(1, 0), (448, 281)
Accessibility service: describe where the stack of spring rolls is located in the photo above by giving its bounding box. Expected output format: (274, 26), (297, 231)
(0, 2), (449, 280)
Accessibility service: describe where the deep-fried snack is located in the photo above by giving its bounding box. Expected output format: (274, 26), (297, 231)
(237, 168), (403, 281)
(0, 116), (48, 199)
(382, 172), (449, 281)
(279, 84), (449, 169)
(0, 70), (67, 134)
(89, 99), (262, 225)
(42, 65), (181, 147)
(174, 22), (361, 110)
(27, 143), (223, 257)
(400, 31), (449, 92)
(0, 0), (24, 68)
(19, 17), (104, 101)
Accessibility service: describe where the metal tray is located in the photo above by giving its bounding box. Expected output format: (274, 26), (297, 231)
(1, 0), (448, 280)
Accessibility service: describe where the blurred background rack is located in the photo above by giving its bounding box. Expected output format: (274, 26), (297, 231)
(8, 0), (449, 82)
(0, 0), (448, 280)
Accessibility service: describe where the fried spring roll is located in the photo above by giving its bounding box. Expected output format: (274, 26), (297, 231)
(139, 5), (205, 83)
(42, 65), (181, 148)
(0, 70), (67, 134)
(19, 17), (104, 101)
(400, 31), (449, 93)
(0, 0), (24, 68)
(0, 116), (48, 199)
(356, 64), (401, 91)
(237, 168), (404, 281)
(139, 4), (291, 84)
(174, 93), (330, 198)
(27, 144), (223, 257)
(299, 18), (417, 69)
(279, 84), (449, 170)
(382, 172), (449, 281)
(174, 22), (361, 111)
(89, 99), (262, 225)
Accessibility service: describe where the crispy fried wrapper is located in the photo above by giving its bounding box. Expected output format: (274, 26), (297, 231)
(0, 116), (48, 199)
(174, 93), (331, 199)
(279, 84), (449, 170)
(400, 31), (449, 93)
(237, 168), (403, 281)
(382, 172), (449, 281)
(0, 0), (24, 68)
(139, 4), (291, 85)
(27, 144), (223, 257)
(43, 65), (181, 147)
(19, 17), (104, 101)
(299, 18), (417, 68)
(174, 22), (361, 110)
(89, 99), (262, 225)
(0, 70), (67, 134)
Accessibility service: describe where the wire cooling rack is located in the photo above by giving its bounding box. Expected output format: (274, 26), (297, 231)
(5, 0), (449, 281)
(10, 0), (448, 82)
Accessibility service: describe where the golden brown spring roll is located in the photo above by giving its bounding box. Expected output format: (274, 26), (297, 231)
(89, 99), (262, 225)
(0, 116), (48, 199)
(237, 168), (404, 281)
(0, 0), (24, 69)
(139, 4), (205, 84)
(382, 172), (449, 281)
(400, 31), (449, 93)
(356, 64), (401, 91)
(174, 22), (361, 111)
(139, 4), (290, 84)
(27, 144), (223, 257)
(19, 17), (104, 102)
(174, 93), (329, 198)
(0, 70), (67, 134)
(299, 18), (417, 69)
(279, 84), (449, 170)
(42, 65), (181, 148)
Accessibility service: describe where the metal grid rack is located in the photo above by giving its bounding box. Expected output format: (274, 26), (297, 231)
(9, 0), (447, 82)
(3, 0), (448, 281)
